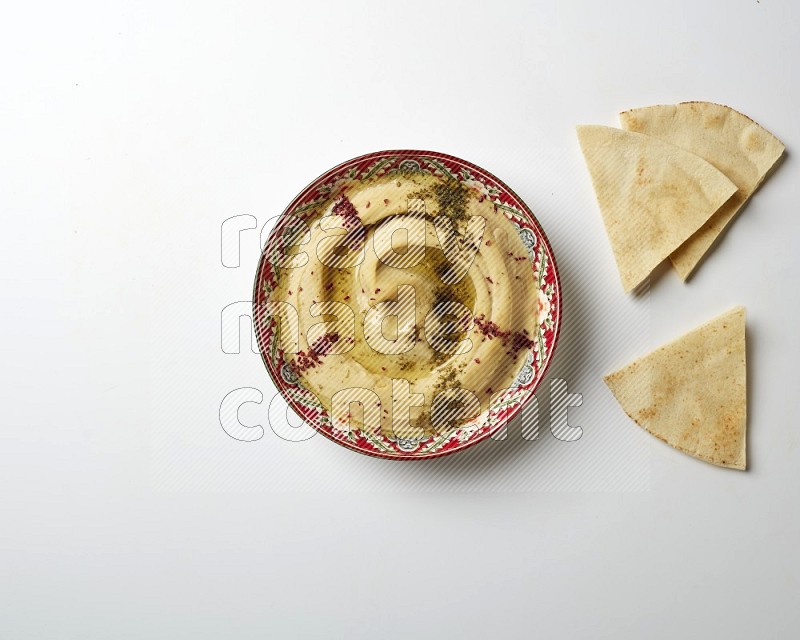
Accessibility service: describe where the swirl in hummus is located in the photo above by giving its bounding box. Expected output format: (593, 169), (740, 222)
(264, 172), (540, 441)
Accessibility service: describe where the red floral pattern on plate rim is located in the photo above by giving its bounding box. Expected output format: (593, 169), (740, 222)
(253, 150), (562, 460)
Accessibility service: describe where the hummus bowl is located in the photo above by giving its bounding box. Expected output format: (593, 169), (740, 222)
(254, 151), (561, 459)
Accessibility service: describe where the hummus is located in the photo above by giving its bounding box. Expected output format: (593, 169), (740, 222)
(265, 172), (539, 440)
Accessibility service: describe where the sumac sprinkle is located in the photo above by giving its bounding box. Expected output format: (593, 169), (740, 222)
(291, 333), (340, 373)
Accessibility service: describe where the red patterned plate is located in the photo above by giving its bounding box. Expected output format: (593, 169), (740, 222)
(254, 150), (561, 459)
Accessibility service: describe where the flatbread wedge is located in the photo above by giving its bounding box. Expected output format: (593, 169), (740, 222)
(620, 102), (785, 280)
(604, 306), (747, 470)
(576, 125), (737, 293)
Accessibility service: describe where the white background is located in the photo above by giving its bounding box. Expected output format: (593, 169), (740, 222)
(2, 0), (799, 638)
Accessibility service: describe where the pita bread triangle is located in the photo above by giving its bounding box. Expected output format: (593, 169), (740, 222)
(620, 102), (785, 280)
(576, 125), (737, 292)
(604, 306), (747, 470)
